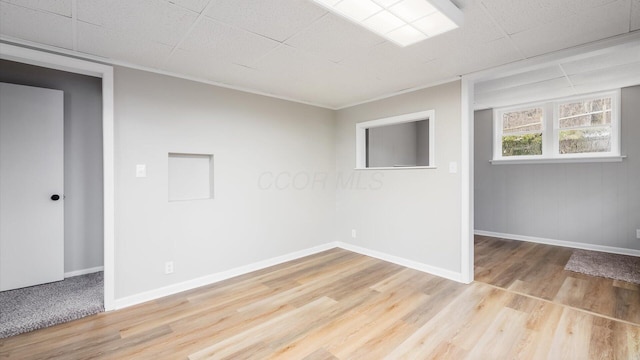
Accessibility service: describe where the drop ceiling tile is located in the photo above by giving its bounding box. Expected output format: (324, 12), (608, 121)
(0, 2), (72, 49)
(205, 0), (327, 42)
(162, 48), (261, 85)
(561, 43), (640, 75)
(632, 0), (640, 31)
(476, 66), (566, 94)
(285, 13), (384, 63)
(509, 0), (631, 58)
(480, 0), (622, 35)
(170, 0), (210, 13)
(77, 0), (198, 46)
(568, 60), (640, 87)
(340, 41), (431, 75)
(249, 44), (380, 107)
(476, 77), (574, 109)
(423, 36), (523, 78)
(253, 44), (352, 81)
(1, 0), (71, 17)
(453, 0), (504, 43)
(178, 17), (280, 67)
(336, 40), (460, 98)
(77, 21), (173, 68)
(378, 66), (458, 95)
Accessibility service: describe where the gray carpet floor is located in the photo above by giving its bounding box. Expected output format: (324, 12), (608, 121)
(565, 250), (640, 285)
(0, 272), (104, 338)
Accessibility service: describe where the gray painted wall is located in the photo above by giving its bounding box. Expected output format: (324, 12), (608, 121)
(367, 119), (430, 167)
(416, 120), (430, 166)
(368, 122), (418, 167)
(113, 67), (336, 299)
(0, 59), (104, 273)
(335, 81), (462, 273)
(474, 85), (640, 250)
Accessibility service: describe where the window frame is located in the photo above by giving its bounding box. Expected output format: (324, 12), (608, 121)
(493, 101), (549, 161)
(492, 90), (622, 163)
(355, 110), (436, 170)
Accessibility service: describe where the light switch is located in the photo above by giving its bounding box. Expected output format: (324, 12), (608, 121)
(136, 164), (147, 178)
(449, 162), (458, 173)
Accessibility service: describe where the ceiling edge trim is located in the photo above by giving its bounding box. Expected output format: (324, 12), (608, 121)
(334, 76), (462, 110)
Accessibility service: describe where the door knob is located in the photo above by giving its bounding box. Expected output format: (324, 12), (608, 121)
(51, 194), (60, 201)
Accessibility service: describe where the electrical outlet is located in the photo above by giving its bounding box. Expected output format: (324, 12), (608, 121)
(637, 229), (640, 239)
(351, 229), (357, 238)
(136, 164), (146, 178)
(165, 261), (174, 274)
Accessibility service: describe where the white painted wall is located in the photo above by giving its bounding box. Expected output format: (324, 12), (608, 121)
(0, 59), (104, 274)
(335, 81), (463, 274)
(113, 67), (336, 299)
(474, 85), (640, 251)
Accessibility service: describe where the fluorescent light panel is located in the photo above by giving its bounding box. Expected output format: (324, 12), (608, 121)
(312, 0), (463, 47)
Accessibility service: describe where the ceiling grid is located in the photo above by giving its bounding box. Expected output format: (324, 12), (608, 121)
(0, 0), (638, 108)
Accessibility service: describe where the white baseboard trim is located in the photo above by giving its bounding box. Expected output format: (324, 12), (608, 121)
(64, 266), (104, 278)
(336, 242), (463, 283)
(475, 230), (640, 257)
(114, 241), (466, 310)
(113, 242), (339, 310)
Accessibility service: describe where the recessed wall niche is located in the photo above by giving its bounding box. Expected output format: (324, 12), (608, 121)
(168, 153), (214, 201)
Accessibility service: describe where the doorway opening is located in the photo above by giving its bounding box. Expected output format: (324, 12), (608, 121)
(0, 61), (104, 337)
(0, 43), (115, 332)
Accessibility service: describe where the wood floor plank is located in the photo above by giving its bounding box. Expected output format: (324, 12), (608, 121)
(343, 320), (418, 359)
(384, 283), (493, 359)
(475, 236), (640, 325)
(2, 243), (639, 359)
(326, 288), (430, 358)
(466, 306), (529, 359)
(188, 297), (338, 360)
(547, 308), (593, 359)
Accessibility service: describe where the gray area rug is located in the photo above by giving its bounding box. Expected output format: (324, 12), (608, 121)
(565, 250), (640, 285)
(0, 272), (104, 338)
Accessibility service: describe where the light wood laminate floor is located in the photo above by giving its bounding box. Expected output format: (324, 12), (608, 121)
(475, 235), (640, 325)
(1, 241), (639, 359)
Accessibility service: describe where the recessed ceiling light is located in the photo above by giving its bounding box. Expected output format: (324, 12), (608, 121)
(413, 11), (458, 37)
(335, 0), (382, 22)
(311, 0), (463, 47)
(386, 24), (428, 47)
(362, 10), (405, 35)
(389, 0), (437, 23)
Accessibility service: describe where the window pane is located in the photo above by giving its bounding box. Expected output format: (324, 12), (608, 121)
(502, 108), (543, 133)
(502, 133), (542, 157)
(559, 128), (611, 154)
(559, 97), (611, 118)
(559, 111), (611, 128)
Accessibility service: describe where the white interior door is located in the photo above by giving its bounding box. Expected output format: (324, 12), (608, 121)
(0, 82), (64, 291)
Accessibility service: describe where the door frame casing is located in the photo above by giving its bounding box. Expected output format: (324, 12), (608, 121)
(0, 42), (116, 311)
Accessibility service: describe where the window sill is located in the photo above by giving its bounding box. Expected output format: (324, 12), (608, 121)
(490, 156), (626, 165)
(355, 166), (437, 170)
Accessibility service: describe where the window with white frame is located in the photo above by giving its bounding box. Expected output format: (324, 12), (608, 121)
(356, 110), (435, 169)
(493, 90), (621, 162)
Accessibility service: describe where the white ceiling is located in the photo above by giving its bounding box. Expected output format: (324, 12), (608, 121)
(0, 0), (639, 109)
(475, 40), (640, 109)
